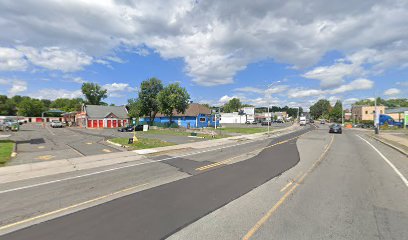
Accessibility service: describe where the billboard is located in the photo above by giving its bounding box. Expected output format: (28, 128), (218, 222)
(242, 107), (255, 115)
(405, 111), (408, 127)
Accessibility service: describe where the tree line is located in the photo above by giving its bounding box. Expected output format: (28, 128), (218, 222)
(0, 83), (110, 117)
(127, 78), (190, 125)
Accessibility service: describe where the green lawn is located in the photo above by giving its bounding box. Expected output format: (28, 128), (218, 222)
(110, 137), (175, 150)
(144, 129), (228, 139)
(0, 140), (14, 165)
(218, 127), (268, 134)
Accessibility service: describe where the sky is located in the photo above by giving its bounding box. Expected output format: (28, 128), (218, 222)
(0, 0), (408, 110)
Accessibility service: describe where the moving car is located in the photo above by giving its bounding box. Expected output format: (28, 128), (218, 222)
(329, 124), (342, 134)
(320, 120), (325, 124)
(309, 119), (314, 123)
(118, 125), (144, 132)
(299, 116), (307, 126)
(50, 120), (63, 128)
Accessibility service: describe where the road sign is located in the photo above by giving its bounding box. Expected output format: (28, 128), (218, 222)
(404, 111), (408, 129)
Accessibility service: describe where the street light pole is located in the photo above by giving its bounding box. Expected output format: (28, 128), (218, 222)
(374, 97), (379, 134)
(341, 103), (344, 126)
(267, 104), (270, 135)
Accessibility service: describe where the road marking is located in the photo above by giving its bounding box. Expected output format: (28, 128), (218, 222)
(38, 146), (45, 149)
(0, 129), (309, 194)
(195, 136), (302, 171)
(242, 135), (334, 240)
(86, 142), (93, 145)
(45, 126), (55, 136)
(357, 135), (408, 187)
(280, 181), (293, 192)
(35, 155), (55, 160)
(0, 183), (149, 232)
(102, 149), (112, 153)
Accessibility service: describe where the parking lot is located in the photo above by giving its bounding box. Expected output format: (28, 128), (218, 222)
(4, 122), (293, 165)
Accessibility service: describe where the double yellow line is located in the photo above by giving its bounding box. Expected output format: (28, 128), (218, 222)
(195, 134), (303, 172)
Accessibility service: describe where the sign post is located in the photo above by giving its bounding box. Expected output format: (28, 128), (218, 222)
(404, 111), (408, 129)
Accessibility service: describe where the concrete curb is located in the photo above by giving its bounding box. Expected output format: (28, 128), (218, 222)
(105, 139), (129, 150)
(369, 135), (408, 157)
(11, 142), (17, 158)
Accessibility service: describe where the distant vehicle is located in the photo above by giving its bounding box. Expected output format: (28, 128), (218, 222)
(320, 120), (325, 124)
(309, 119), (314, 123)
(251, 121), (257, 125)
(329, 124), (342, 134)
(50, 120), (63, 128)
(379, 114), (403, 127)
(1, 119), (19, 131)
(17, 119), (27, 125)
(276, 119), (284, 123)
(261, 121), (271, 126)
(299, 116), (307, 126)
(118, 125), (144, 132)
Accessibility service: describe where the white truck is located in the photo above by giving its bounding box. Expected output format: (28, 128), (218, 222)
(299, 116), (307, 126)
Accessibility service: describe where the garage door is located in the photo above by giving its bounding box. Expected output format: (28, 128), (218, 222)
(93, 120), (98, 128)
(99, 120), (103, 128)
(87, 120), (92, 128)
(113, 120), (117, 128)
(107, 120), (112, 128)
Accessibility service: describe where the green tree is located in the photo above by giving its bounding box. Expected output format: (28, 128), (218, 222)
(223, 98), (242, 113)
(310, 99), (331, 119)
(330, 100), (343, 122)
(17, 98), (46, 117)
(81, 82), (107, 105)
(0, 95), (17, 116)
(127, 98), (142, 119)
(157, 83), (190, 126)
(138, 78), (164, 125)
(50, 98), (83, 112)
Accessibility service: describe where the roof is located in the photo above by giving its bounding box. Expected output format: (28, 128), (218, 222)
(84, 105), (128, 119)
(385, 107), (408, 114)
(155, 103), (211, 117)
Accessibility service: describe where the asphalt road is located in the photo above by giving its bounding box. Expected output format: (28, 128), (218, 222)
(0, 126), (311, 239)
(1, 125), (407, 240)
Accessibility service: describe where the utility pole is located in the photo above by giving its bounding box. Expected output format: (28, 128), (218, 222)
(341, 102), (344, 126)
(267, 104), (270, 135)
(374, 97), (379, 134)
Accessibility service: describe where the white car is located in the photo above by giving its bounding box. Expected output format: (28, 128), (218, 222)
(50, 120), (63, 128)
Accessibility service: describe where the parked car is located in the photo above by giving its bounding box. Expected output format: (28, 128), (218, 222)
(261, 121), (271, 126)
(251, 121), (257, 125)
(50, 120), (63, 128)
(329, 124), (342, 134)
(309, 119), (314, 123)
(320, 120), (325, 124)
(118, 125), (144, 132)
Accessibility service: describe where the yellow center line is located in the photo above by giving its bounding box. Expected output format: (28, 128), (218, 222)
(0, 183), (149, 232)
(279, 181), (293, 192)
(195, 133), (306, 172)
(242, 135), (334, 240)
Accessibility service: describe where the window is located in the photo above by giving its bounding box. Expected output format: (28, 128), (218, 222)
(199, 117), (206, 122)
(380, 110), (383, 114)
(365, 111), (368, 114)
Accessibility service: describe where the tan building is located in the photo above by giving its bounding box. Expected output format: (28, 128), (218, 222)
(351, 105), (385, 122)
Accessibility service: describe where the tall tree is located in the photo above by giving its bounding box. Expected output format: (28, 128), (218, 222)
(330, 100), (343, 122)
(310, 99), (331, 119)
(17, 98), (46, 117)
(138, 78), (164, 125)
(157, 83), (190, 125)
(0, 95), (17, 116)
(223, 98), (242, 113)
(127, 98), (142, 119)
(50, 98), (83, 112)
(81, 83), (107, 105)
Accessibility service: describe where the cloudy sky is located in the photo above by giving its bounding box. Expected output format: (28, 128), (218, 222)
(0, 0), (407, 109)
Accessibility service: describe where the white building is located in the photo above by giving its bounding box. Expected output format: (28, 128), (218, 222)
(220, 107), (256, 124)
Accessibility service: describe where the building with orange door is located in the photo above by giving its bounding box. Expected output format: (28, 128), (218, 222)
(75, 105), (129, 128)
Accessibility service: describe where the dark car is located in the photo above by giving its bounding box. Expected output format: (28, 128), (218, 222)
(118, 125), (144, 132)
(261, 121), (271, 126)
(309, 119), (314, 123)
(329, 124), (342, 134)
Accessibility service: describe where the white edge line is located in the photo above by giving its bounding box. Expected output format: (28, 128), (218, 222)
(357, 135), (408, 187)
(0, 128), (303, 194)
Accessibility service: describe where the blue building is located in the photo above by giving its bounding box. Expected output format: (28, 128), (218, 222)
(140, 103), (219, 128)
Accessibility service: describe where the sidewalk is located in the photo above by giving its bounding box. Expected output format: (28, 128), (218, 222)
(0, 124), (300, 184)
(370, 131), (408, 156)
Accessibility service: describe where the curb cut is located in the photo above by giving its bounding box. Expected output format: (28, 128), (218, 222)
(106, 140), (130, 149)
(369, 135), (408, 157)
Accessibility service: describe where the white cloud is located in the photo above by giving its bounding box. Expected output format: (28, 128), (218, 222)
(218, 95), (236, 104)
(17, 46), (93, 72)
(384, 88), (401, 96)
(0, 79), (27, 96)
(103, 82), (137, 97)
(0, 0), (407, 86)
(0, 47), (28, 71)
(234, 87), (263, 94)
(29, 89), (83, 100)
(288, 78), (374, 98)
(302, 61), (363, 88)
